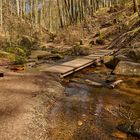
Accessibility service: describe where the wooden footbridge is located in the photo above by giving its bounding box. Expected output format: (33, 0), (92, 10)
(43, 49), (116, 78)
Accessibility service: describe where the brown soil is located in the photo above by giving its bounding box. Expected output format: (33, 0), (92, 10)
(0, 71), (64, 140)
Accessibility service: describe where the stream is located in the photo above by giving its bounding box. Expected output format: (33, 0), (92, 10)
(45, 65), (140, 140)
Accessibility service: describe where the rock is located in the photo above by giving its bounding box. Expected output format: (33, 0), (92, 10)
(39, 43), (55, 51)
(132, 120), (140, 136)
(115, 55), (130, 61)
(48, 53), (63, 60)
(20, 35), (34, 48)
(103, 55), (114, 64)
(96, 38), (105, 45)
(117, 123), (132, 134)
(117, 121), (140, 137)
(78, 121), (83, 126)
(103, 55), (118, 69)
(29, 50), (51, 59)
(113, 61), (140, 76)
(71, 45), (90, 56)
(89, 40), (95, 46)
(106, 75), (116, 83)
(111, 131), (127, 139)
(127, 48), (140, 61)
(19, 36), (34, 55)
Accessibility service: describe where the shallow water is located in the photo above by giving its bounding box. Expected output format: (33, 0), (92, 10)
(47, 66), (140, 140)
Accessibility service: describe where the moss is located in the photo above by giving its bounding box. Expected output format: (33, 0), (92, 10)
(14, 55), (27, 65)
(3, 44), (28, 64)
(96, 33), (105, 45)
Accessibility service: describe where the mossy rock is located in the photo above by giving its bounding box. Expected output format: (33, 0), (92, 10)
(14, 55), (27, 65)
(89, 40), (95, 46)
(96, 38), (105, 45)
(103, 55), (118, 69)
(42, 53), (64, 60)
(71, 45), (91, 56)
(19, 35), (34, 55)
(30, 50), (51, 60)
(20, 35), (33, 48)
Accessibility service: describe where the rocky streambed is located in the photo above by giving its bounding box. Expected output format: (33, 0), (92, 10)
(45, 64), (140, 140)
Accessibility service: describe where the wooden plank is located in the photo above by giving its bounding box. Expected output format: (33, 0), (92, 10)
(44, 57), (96, 75)
(42, 49), (117, 77)
(44, 65), (74, 73)
(61, 58), (94, 67)
(61, 59), (96, 78)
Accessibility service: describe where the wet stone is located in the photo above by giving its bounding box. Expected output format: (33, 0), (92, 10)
(106, 75), (116, 83)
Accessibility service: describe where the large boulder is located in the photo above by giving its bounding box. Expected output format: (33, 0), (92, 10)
(113, 61), (140, 76)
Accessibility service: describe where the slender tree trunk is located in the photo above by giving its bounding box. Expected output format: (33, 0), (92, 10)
(16, 0), (20, 16)
(57, 0), (63, 28)
(0, 0), (2, 27)
(133, 0), (140, 16)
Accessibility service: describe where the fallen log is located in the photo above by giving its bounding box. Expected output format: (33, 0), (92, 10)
(108, 80), (123, 89)
(85, 79), (103, 87)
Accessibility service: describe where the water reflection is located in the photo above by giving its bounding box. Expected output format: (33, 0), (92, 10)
(47, 66), (140, 140)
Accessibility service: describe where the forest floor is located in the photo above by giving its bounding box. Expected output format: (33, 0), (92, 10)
(0, 4), (140, 140)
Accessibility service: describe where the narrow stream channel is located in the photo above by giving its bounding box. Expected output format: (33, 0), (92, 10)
(46, 65), (140, 140)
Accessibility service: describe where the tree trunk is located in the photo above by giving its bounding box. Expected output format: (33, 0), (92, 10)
(133, 0), (140, 16)
(0, 0), (2, 27)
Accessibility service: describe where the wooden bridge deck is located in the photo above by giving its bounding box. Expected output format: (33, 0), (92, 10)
(43, 49), (116, 78)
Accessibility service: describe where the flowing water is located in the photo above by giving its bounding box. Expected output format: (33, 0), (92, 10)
(46, 65), (140, 140)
